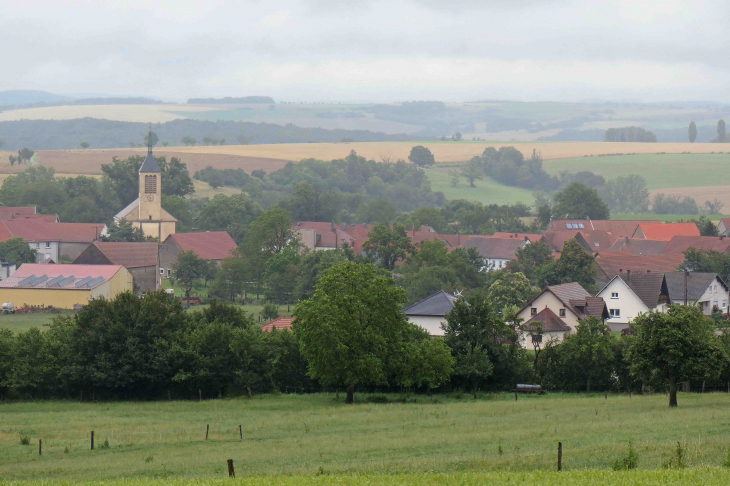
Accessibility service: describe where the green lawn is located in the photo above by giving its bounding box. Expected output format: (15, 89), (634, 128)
(425, 167), (535, 206)
(0, 310), (74, 333)
(2, 393), (730, 481)
(543, 153), (730, 190)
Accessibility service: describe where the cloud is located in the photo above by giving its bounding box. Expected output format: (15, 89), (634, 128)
(0, 0), (728, 102)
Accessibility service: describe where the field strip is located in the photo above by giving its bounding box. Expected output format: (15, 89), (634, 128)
(648, 186), (730, 208)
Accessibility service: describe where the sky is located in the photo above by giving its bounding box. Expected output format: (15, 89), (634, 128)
(1, 0), (728, 103)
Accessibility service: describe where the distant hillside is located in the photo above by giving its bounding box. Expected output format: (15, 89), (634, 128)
(0, 90), (70, 106)
(0, 118), (414, 150)
(0, 97), (162, 111)
(188, 96), (275, 104)
(540, 125), (719, 143)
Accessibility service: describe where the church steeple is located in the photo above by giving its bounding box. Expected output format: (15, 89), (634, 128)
(139, 125), (161, 173)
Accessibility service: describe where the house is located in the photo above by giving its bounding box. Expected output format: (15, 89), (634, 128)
(292, 222), (357, 252)
(73, 242), (159, 293)
(0, 206), (59, 223)
(261, 317), (295, 332)
(632, 223), (700, 241)
(0, 219), (60, 263)
(662, 235), (730, 255)
(0, 262), (16, 280)
(491, 232), (545, 243)
(548, 220), (660, 238)
(159, 231), (237, 278)
(719, 218), (730, 237)
(595, 272), (670, 331)
(462, 236), (526, 270)
(113, 144), (177, 242)
(0, 263), (133, 309)
(542, 230), (617, 253)
(664, 272), (730, 315)
(404, 290), (457, 336)
(594, 254), (685, 287)
(54, 223), (108, 261)
(516, 283), (609, 345)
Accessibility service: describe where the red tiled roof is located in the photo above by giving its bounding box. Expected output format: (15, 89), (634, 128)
(608, 238), (668, 255)
(662, 235), (730, 255)
(261, 317), (294, 332)
(635, 223), (700, 241)
(317, 228), (355, 248)
(523, 308), (571, 332)
(0, 213), (58, 222)
(463, 236), (525, 259)
(0, 206), (36, 215)
(167, 232), (237, 260)
(0, 263), (123, 290)
(87, 242), (159, 268)
(492, 232), (544, 242)
(53, 223), (107, 243)
(596, 254), (685, 276)
(0, 220), (59, 242)
(550, 220), (661, 238)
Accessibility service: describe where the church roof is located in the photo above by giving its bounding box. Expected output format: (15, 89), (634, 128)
(112, 198), (178, 223)
(139, 149), (161, 173)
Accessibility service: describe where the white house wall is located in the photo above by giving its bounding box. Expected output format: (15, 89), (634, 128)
(694, 278), (729, 315)
(408, 316), (447, 336)
(28, 241), (58, 263)
(516, 292), (581, 332)
(596, 278), (650, 331)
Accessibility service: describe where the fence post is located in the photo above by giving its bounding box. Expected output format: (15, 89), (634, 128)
(205, 424), (209, 440)
(514, 391), (518, 401)
(91, 431), (94, 450)
(239, 424), (242, 440)
(227, 459), (235, 477)
(557, 442), (562, 472)
(39, 439), (42, 455)
(199, 389), (202, 402)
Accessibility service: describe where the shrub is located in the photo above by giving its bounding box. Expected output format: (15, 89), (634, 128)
(19, 434), (30, 445)
(663, 441), (685, 469)
(100, 438), (110, 450)
(612, 441), (638, 470)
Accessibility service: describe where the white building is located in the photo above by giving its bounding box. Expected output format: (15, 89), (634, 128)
(462, 236), (527, 271)
(664, 272), (729, 315)
(595, 272), (670, 332)
(404, 290), (457, 336)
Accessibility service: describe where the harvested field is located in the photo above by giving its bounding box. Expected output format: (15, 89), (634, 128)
(0, 149), (290, 176)
(167, 141), (724, 163)
(649, 186), (730, 209)
(0, 104), (221, 123)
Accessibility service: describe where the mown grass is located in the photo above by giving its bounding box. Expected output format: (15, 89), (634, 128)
(425, 167), (534, 206)
(6, 469), (730, 485)
(0, 310), (75, 333)
(2, 393), (730, 482)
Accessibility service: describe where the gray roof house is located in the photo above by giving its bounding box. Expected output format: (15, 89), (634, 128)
(664, 272), (730, 315)
(404, 290), (457, 336)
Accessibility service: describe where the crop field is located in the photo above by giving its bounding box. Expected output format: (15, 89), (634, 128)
(0, 104), (218, 123)
(2, 393), (730, 482)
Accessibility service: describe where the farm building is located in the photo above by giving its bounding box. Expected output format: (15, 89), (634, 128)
(0, 220), (107, 263)
(159, 231), (237, 277)
(0, 263), (133, 309)
(404, 290), (457, 336)
(113, 145), (177, 242)
(73, 242), (159, 293)
(632, 223), (700, 240)
(547, 220), (660, 238)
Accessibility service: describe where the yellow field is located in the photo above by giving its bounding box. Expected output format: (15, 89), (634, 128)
(168, 141), (724, 163)
(0, 104), (220, 123)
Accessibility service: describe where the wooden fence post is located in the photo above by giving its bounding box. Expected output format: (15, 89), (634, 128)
(557, 442), (562, 472)
(205, 424), (209, 440)
(227, 459), (235, 477)
(91, 431), (94, 450)
(239, 425), (242, 440)
(514, 392), (518, 401)
(39, 439), (42, 455)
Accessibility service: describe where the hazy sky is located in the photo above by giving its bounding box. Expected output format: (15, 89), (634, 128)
(2, 0), (728, 102)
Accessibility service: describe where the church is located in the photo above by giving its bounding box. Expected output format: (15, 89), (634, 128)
(113, 143), (177, 241)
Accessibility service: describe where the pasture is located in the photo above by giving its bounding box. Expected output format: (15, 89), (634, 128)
(2, 393), (730, 482)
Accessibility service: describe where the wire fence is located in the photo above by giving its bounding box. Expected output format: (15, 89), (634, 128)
(6, 424), (245, 444)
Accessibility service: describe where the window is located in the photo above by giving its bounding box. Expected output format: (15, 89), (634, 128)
(723, 301), (727, 309)
(532, 334), (543, 344)
(714, 285), (718, 292)
(531, 308), (537, 315)
(610, 309), (620, 317)
(160, 268), (164, 275)
(144, 174), (157, 194)
(611, 292), (619, 299)
(45, 242), (51, 249)
(594, 242), (599, 247)
(559, 309), (566, 317)
(578, 223), (585, 228)
(167, 269), (171, 277)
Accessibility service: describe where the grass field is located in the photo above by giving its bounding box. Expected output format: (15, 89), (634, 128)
(2, 393), (730, 482)
(0, 310), (74, 333)
(425, 168), (534, 206)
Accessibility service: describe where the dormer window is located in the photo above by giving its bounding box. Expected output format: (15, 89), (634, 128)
(144, 175), (157, 194)
(559, 309), (566, 317)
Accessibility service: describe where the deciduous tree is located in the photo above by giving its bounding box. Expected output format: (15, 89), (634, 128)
(552, 182), (610, 220)
(688, 121), (697, 143)
(362, 223), (415, 271)
(408, 145), (435, 167)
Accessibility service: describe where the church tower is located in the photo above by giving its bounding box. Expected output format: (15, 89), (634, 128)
(138, 135), (162, 222)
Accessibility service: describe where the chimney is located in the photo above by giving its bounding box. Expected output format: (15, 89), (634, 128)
(624, 236), (629, 246)
(627, 269), (631, 285)
(515, 233), (518, 238)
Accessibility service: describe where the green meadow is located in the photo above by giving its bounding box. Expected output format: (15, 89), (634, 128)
(3, 393), (730, 482)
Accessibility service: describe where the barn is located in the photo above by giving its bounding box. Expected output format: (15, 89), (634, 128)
(0, 263), (133, 309)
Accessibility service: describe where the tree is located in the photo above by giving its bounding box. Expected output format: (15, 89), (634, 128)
(452, 132), (462, 141)
(355, 198), (398, 223)
(79, 142), (89, 150)
(688, 121), (697, 143)
(158, 157), (195, 197)
(103, 220), (146, 242)
(101, 156), (143, 206)
(718, 119), (726, 143)
(704, 199), (724, 215)
(195, 194), (261, 241)
(293, 262), (413, 403)
(210, 255), (248, 302)
(162, 141), (169, 147)
(408, 146), (435, 167)
(19, 148), (34, 163)
(505, 241), (554, 285)
(681, 248), (730, 282)
(261, 302), (279, 321)
(487, 272), (533, 314)
(173, 250), (210, 307)
(362, 223), (415, 271)
(628, 306), (724, 407)
(461, 157), (483, 187)
(546, 239), (597, 291)
(552, 182), (610, 220)
(0, 237), (37, 263)
(597, 175), (650, 214)
(144, 131), (159, 147)
(162, 195), (194, 232)
(443, 293), (526, 391)
(181, 136), (196, 146)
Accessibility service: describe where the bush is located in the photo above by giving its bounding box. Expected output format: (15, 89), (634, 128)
(612, 441), (638, 470)
(19, 434), (30, 445)
(663, 441), (685, 469)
